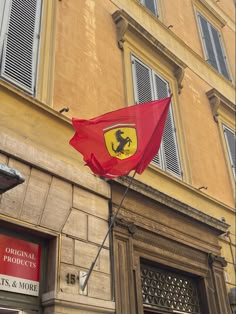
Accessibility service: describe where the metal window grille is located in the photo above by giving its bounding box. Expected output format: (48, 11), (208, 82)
(141, 264), (202, 313)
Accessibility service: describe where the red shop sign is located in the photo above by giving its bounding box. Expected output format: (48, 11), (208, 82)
(0, 234), (41, 296)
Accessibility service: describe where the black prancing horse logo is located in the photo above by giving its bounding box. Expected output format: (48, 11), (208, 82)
(112, 130), (132, 154)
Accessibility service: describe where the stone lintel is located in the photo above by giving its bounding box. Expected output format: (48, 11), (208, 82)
(114, 176), (230, 235)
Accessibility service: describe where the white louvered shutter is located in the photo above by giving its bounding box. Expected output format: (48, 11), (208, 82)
(223, 125), (235, 179)
(154, 74), (182, 177)
(0, 1), (6, 29)
(197, 13), (230, 80)
(0, 0), (7, 54)
(0, 0), (42, 94)
(132, 56), (162, 168)
(132, 55), (182, 177)
(132, 56), (153, 104)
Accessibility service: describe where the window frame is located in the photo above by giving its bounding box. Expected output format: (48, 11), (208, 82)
(196, 11), (231, 81)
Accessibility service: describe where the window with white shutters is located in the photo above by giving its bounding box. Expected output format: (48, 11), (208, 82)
(197, 12), (231, 81)
(140, 0), (158, 16)
(223, 125), (235, 179)
(131, 55), (182, 178)
(0, 0), (42, 95)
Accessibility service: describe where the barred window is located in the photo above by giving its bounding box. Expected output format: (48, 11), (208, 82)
(141, 263), (202, 313)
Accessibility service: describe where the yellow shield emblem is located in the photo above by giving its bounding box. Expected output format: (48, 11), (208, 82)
(104, 124), (137, 160)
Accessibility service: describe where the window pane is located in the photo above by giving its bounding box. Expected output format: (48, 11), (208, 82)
(198, 14), (218, 70)
(210, 25), (230, 80)
(144, 0), (157, 16)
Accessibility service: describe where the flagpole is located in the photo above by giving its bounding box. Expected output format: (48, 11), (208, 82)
(80, 170), (137, 291)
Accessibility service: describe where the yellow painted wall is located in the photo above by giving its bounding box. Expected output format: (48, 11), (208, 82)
(179, 69), (234, 205)
(0, 0), (234, 299)
(53, 0), (125, 119)
(52, 0), (235, 203)
(50, 0), (235, 291)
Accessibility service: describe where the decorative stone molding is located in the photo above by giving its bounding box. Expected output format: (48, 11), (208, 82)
(113, 14), (129, 50)
(115, 217), (138, 235)
(112, 10), (186, 94)
(209, 253), (228, 267)
(114, 176), (230, 235)
(195, 0), (227, 28)
(206, 88), (235, 122)
(174, 67), (185, 94)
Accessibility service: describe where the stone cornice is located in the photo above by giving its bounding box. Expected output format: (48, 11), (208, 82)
(206, 88), (235, 122)
(112, 7), (235, 103)
(112, 10), (186, 94)
(114, 176), (230, 234)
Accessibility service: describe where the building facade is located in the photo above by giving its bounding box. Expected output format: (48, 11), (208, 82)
(0, 0), (235, 314)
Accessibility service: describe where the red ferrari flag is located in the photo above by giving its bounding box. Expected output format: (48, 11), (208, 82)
(69, 97), (171, 178)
